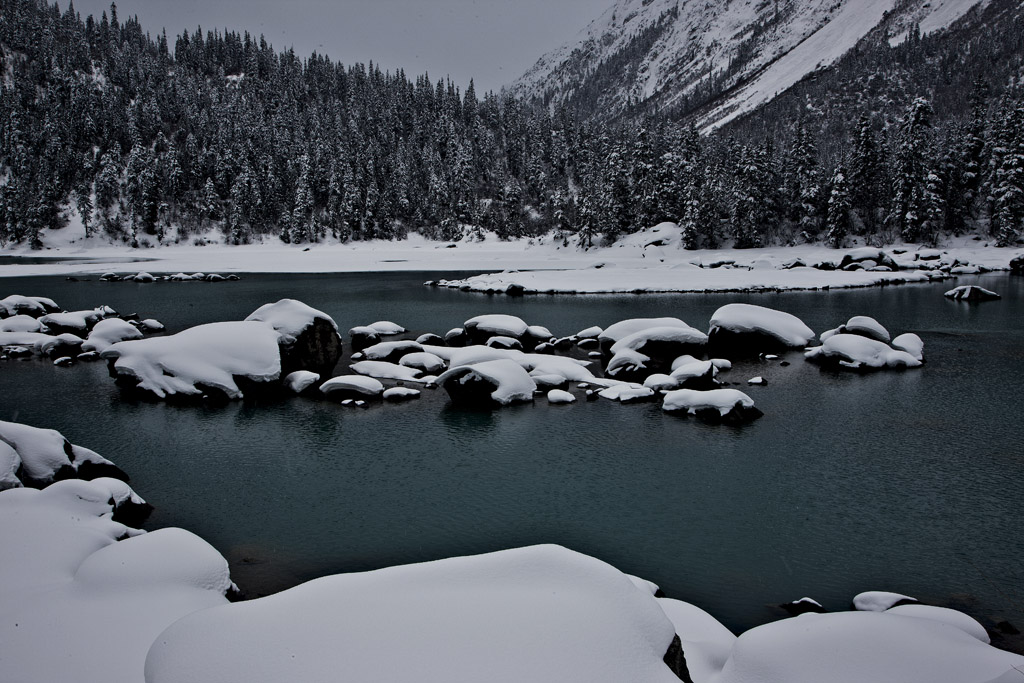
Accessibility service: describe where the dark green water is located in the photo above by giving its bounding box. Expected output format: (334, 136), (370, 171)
(1, 272), (1022, 641)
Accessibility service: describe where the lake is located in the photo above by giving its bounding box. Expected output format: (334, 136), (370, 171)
(1, 271), (1022, 646)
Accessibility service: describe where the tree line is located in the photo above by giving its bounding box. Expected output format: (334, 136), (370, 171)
(1, 0), (1022, 250)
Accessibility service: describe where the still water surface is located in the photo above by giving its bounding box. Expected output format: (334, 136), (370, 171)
(1, 272), (1022, 639)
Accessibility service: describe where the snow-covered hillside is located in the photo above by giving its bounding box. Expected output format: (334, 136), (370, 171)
(510, 0), (987, 130)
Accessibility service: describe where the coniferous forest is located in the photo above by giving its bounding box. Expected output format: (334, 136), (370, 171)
(1, 0), (1023, 251)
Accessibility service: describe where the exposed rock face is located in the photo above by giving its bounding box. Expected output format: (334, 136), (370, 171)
(707, 328), (796, 357)
(279, 320), (341, 378)
(348, 326), (381, 352)
(1011, 254), (1024, 275)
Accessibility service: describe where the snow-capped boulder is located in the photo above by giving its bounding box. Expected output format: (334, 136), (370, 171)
(284, 371), (320, 395)
(463, 314), (530, 345)
(103, 321), (282, 400)
(853, 591), (918, 612)
(0, 420), (128, 488)
(599, 318), (697, 355)
(0, 295), (59, 318)
(368, 320), (406, 335)
(711, 610), (1021, 683)
(643, 374), (681, 391)
(821, 316), (890, 343)
(0, 480), (232, 683)
(944, 285), (1001, 301)
(663, 389), (763, 424)
(838, 247), (899, 272)
(358, 340), (423, 364)
(669, 360), (719, 390)
(891, 333), (925, 362)
(526, 324), (554, 341)
(436, 359), (537, 407)
(547, 389), (576, 404)
(245, 299), (342, 377)
(486, 335), (524, 350)
(39, 307), (109, 334)
(37, 332), (85, 358)
(747, 376), (767, 386)
(532, 373), (569, 391)
(708, 304), (814, 356)
(577, 325), (603, 339)
(1010, 254), (1024, 275)
(399, 351), (447, 374)
(415, 333), (445, 346)
(605, 348), (652, 382)
(348, 326), (381, 351)
(383, 387), (421, 403)
(598, 385), (657, 403)
(0, 314), (42, 333)
(350, 360), (423, 383)
(81, 318), (144, 353)
(657, 598), (737, 683)
(320, 376), (385, 401)
(138, 318), (166, 333)
(133, 271), (156, 283)
(609, 325), (708, 372)
(143, 545), (685, 683)
(444, 327), (469, 347)
(805, 335), (922, 371)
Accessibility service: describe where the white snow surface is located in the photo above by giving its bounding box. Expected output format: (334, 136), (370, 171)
(320, 375), (385, 397)
(712, 610), (1021, 683)
(657, 598), (737, 683)
(670, 360), (717, 382)
(284, 370), (320, 394)
(547, 389), (576, 404)
(367, 320), (405, 335)
(464, 313), (530, 338)
(853, 590), (917, 612)
(0, 420), (116, 485)
(611, 325), (708, 354)
(891, 333), (925, 362)
(843, 315), (891, 343)
(0, 314), (42, 332)
(436, 359), (538, 405)
(601, 317), (695, 345)
(359, 340), (423, 361)
(663, 389), (755, 416)
(886, 604), (990, 643)
(0, 294), (59, 316)
(399, 351), (447, 373)
(102, 321), (282, 399)
(710, 303), (815, 347)
(82, 317), (144, 353)
(244, 298), (338, 342)
(805, 335), (922, 370)
(143, 544), (681, 683)
(599, 384), (656, 402)
(350, 360), (424, 383)
(40, 307), (108, 331)
(0, 480), (231, 683)
(383, 387), (421, 401)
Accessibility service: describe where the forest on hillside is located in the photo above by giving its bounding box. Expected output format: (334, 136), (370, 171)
(1, 0), (1022, 250)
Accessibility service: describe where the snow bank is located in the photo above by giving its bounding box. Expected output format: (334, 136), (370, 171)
(713, 610), (1022, 683)
(805, 335), (922, 370)
(102, 321), (282, 399)
(0, 480), (231, 683)
(708, 304), (815, 351)
(143, 545), (682, 683)
(81, 317), (144, 353)
(886, 604), (990, 643)
(436, 359), (537, 406)
(0, 420), (123, 487)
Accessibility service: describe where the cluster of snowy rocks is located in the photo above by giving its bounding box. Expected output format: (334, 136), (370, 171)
(1, 294), (165, 363)
(1, 424), (1021, 683)
(98, 271), (241, 283)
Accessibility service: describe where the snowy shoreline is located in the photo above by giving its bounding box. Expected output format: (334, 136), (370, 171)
(1, 224), (1020, 294)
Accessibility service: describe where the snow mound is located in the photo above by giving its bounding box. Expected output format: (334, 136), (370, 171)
(436, 359), (537, 406)
(709, 304), (815, 349)
(359, 340), (423, 362)
(102, 321), (282, 399)
(805, 335), (922, 370)
(82, 318), (144, 353)
(320, 375), (385, 399)
(599, 385), (656, 403)
(713, 610), (1021, 683)
(577, 325), (603, 339)
(143, 545), (681, 683)
(0, 481), (231, 683)
(40, 307), (109, 332)
(853, 591), (917, 612)
(0, 420), (123, 487)
(244, 298), (339, 341)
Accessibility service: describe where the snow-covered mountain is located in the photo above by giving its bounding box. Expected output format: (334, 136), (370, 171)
(510, 0), (988, 130)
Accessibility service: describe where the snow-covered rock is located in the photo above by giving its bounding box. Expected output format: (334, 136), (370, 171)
(39, 307), (108, 334)
(711, 610), (1021, 683)
(663, 389), (763, 424)
(853, 591), (918, 612)
(577, 325), (603, 339)
(284, 370), (320, 394)
(350, 360), (424, 383)
(945, 285), (1001, 301)
(532, 373), (569, 390)
(486, 335), (524, 350)
(358, 340), (423, 363)
(81, 317), (144, 353)
(643, 374), (681, 391)
(657, 598), (737, 683)
(891, 333), (925, 362)
(245, 299), (342, 377)
(669, 360), (719, 390)
(0, 420), (126, 487)
(102, 321), (282, 400)
(347, 325), (381, 351)
(609, 325), (708, 371)
(0, 480), (232, 683)
(138, 318), (166, 333)
(383, 387), (421, 402)
(399, 351), (447, 374)
(0, 294), (59, 318)
(526, 324), (553, 340)
(598, 384), (657, 403)
(839, 248), (899, 271)
(605, 348), (652, 382)
(599, 317), (696, 354)
(748, 376), (767, 386)
(805, 335), (922, 371)
(708, 304), (814, 356)
(0, 314), (43, 333)
(368, 320), (406, 335)
(436, 359), (537, 407)
(143, 545), (684, 683)
(463, 314), (530, 343)
(320, 375), (385, 400)
(821, 315), (891, 343)
(547, 389), (576, 404)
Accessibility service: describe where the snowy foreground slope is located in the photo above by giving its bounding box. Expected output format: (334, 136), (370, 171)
(4, 426), (1024, 683)
(510, 0), (987, 129)
(1, 224), (1017, 294)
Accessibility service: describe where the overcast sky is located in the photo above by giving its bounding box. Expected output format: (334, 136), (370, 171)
(67, 0), (610, 92)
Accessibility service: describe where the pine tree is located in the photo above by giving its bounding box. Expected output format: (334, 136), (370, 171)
(825, 164), (851, 248)
(888, 98), (934, 243)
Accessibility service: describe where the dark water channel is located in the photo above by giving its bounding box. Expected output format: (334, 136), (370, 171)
(1, 271), (1022, 645)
